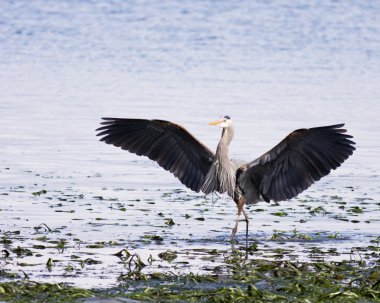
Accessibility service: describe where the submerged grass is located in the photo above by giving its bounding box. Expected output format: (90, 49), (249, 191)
(0, 281), (93, 303)
(1, 254), (378, 302)
(125, 259), (380, 302)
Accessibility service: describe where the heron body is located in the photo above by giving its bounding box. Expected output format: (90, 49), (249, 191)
(201, 122), (236, 197)
(96, 116), (355, 239)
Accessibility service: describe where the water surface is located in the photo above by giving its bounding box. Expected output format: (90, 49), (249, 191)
(0, 0), (379, 289)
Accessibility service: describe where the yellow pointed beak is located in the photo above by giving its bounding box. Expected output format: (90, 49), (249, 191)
(208, 119), (223, 126)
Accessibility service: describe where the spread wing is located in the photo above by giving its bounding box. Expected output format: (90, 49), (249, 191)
(96, 118), (214, 192)
(238, 124), (356, 203)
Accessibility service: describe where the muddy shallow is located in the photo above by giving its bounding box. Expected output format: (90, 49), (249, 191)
(0, 165), (379, 289)
(0, 0), (379, 292)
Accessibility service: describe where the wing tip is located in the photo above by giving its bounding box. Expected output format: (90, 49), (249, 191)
(96, 117), (119, 133)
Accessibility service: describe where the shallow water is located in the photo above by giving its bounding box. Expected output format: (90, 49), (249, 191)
(0, 0), (379, 289)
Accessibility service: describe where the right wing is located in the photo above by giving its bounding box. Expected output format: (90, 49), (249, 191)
(96, 118), (214, 192)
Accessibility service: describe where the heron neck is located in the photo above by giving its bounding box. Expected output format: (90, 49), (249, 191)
(217, 126), (234, 158)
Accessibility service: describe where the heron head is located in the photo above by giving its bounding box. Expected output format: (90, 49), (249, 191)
(208, 115), (232, 128)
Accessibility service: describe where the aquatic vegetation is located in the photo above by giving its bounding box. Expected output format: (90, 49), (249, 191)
(32, 190), (47, 196)
(271, 211), (288, 217)
(309, 206), (327, 216)
(1, 250), (369, 302)
(164, 218), (175, 226)
(0, 281), (93, 303)
(142, 235), (164, 242)
(158, 250), (178, 263)
(124, 259), (380, 302)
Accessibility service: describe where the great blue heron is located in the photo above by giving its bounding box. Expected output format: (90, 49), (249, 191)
(96, 116), (355, 239)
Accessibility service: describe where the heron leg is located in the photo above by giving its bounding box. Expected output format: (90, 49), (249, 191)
(242, 208), (249, 238)
(231, 197), (246, 240)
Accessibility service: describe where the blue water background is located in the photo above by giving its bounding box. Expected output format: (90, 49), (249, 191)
(0, 0), (379, 288)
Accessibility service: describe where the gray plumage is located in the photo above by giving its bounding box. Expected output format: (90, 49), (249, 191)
(96, 116), (356, 239)
(201, 126), (236, 197)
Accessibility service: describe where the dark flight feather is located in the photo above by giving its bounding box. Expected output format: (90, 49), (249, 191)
(237, 124), (356, 204)
(96, 118), (214, 192)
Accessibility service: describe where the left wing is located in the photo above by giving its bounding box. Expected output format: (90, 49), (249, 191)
(237, 124), (355, 204)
